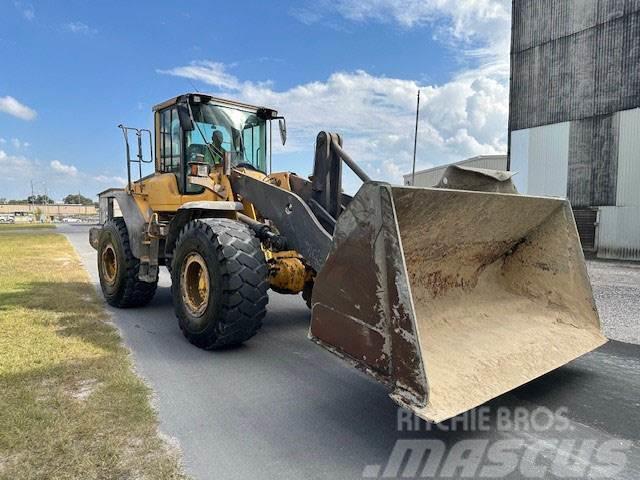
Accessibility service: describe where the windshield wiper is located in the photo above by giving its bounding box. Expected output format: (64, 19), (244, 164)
(186, 102), (223, 163)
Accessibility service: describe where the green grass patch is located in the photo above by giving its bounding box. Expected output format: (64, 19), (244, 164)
(0, 223), (56, 230)
(0, 232), (187, 479)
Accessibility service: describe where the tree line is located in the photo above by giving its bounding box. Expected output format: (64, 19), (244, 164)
(0, 194), (96, 206)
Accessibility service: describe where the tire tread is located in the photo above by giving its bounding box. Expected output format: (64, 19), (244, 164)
(101, 218), (157, 308)
(171, 218), (268, 349)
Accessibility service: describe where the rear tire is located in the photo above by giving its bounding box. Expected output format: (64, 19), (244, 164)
(171, 218), (268, 349)
(98, 218), (157, 308)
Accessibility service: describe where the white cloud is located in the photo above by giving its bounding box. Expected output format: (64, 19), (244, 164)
(0, 96), (37, 121)
(14, 1), (35, 20)
(331, 0), (509, 37)
(23, 6), (34, 20)
(157, 61), (241, 90)
(0, 149), (37, 179)
(158, 61), (508, 188)
(10, 138), (29, 149)
(93, 175), (127, 185)
(293, 0), (511, 73)
(65, 22), (97, 35)
(289, 8), (324, 25)
(0, 148), (126, 200)
(50, 160), (78, 176)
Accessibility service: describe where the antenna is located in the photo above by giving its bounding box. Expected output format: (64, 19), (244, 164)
(188, 79), (200, 93)
(411, 90), (420, 186)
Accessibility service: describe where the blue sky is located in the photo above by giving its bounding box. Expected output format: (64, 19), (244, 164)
(0, 0), (511, 200)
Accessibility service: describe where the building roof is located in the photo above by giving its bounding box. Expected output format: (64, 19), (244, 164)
(403, 154), (507, 180)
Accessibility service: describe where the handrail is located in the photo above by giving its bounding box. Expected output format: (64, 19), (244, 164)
(118, 124), (153, 190)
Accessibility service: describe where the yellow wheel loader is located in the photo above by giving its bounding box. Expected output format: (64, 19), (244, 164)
(90, 93), (606, 422)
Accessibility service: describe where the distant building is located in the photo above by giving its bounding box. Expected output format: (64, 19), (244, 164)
(403, 154), (507, 187)
(0, 203), (97, 221)
(509, 1), (640, 260)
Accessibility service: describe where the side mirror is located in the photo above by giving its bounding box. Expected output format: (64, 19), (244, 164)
(278, 118), (287, 146)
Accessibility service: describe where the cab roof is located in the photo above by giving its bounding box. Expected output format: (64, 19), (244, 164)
(152, 93), (277, 116)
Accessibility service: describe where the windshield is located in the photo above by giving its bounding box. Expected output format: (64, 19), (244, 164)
(186, 102), (267, 172)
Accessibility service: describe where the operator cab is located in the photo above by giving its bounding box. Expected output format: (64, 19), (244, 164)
(152, 93), (285, 193)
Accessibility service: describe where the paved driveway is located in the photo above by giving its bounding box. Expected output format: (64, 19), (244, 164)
(61, 224), (640, 480)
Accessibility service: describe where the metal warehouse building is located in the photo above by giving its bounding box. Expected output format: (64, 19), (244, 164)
(403, 155), (507, 187)
(509, 0), (640, 260)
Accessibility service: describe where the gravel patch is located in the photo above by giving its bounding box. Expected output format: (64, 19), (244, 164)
(587, 259), (640, 345)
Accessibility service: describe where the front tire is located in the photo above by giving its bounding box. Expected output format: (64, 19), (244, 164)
(171, 218), (268, 349)
(97, 218), (157, 308)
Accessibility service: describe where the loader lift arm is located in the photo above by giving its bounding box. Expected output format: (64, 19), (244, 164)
(230, 131), (365, 273)
(231, 172), (332, 273)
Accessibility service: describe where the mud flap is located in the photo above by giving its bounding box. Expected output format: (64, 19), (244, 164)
(309, 183), (606, 423)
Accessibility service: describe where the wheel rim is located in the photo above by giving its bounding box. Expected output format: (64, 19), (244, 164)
(181, 252), (210, 317)
(101, 243), (118, 285)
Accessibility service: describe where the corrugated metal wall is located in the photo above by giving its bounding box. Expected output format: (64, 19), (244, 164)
(573, 208), (598, 252)
(616, 108), (640, 206)
(529, 122), (570, 197)
(510, 1), (640, 260)
(511, 0), (640, 52)
(509, 2), (640, 206)
(406, 169), (444, 187)
(594, 108), (640, 260)
(598, 207), (640, 260)
(511, 3), (640, 131)
(567, 114), (618, 207)
(509, 0), (640, 207)
(509, 122), (569, 197)
(466, 156), (508, 171)
(509, 129), (529, 193)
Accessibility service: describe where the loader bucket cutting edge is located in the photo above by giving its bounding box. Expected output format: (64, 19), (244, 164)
(310, 183), (606, 423)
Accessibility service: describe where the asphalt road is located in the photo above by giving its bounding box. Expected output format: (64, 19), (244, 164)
(60, 224), (640, 480)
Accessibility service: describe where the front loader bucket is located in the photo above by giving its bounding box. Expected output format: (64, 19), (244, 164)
(310, 183), (606, 423)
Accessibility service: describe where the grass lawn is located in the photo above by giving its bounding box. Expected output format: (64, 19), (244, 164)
(0, 232), (187, 479)
(0, 223), (56, 230)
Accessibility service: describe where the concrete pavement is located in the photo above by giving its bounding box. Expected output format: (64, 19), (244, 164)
(61, 224), (640, 480)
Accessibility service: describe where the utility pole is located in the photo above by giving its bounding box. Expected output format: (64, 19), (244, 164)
(43, 183), (49, 221)
(30, 179), (35, 213)
(411, 90), (421, 186)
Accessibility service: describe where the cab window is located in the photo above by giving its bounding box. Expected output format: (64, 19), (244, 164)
(185, 122), (232, 165)
(187, 102), (267, 172)
(159, 107), (181, 173)
(241, 119), (266, 171)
